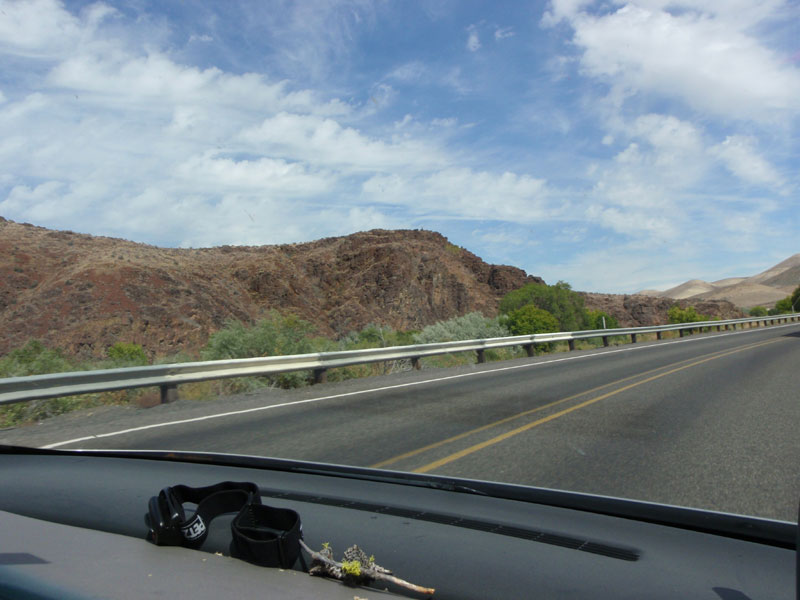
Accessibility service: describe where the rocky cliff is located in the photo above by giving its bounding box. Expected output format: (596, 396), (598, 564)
(0, 218), (542, 359)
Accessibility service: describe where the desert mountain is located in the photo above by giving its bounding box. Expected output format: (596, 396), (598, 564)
(640, 254), (800, 308)
(0, 217), (743, 360)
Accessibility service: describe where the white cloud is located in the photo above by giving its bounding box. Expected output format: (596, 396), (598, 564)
(244, 0), (378, 84)
(629, 114), (706, 183)
(555, 1), (800, 122)
(541, 0), (594, 27)
(494, 27), (514, 41)
(362, 168), (550, 222)
(386, 61), (427, 83)
(466, 25), (481, 52)
(174, 153), (334, 195)
(543, 242), (692, 293)
(238, 112), (447, 173)
(431, 117), (457, 128)
(0, 0), (84, 58)
(710, 136), (785, 190)
(577, 114), (712, 241)
(473, 229), (532, 247)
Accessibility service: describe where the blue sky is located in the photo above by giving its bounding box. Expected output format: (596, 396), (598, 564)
(0, 0), (798, 293)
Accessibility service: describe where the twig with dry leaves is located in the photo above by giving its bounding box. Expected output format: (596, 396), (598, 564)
(299, 539), (435, 596)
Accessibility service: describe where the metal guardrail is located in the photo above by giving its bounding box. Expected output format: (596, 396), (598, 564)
(1, 314), (798, 406)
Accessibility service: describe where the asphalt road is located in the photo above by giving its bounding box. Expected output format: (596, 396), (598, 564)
(5, 322), (800, 521)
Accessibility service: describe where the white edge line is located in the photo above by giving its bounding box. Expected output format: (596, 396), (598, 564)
(41, 324), (796, 449)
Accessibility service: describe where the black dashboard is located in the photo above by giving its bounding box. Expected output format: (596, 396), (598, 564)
(0, 447), (794, 599)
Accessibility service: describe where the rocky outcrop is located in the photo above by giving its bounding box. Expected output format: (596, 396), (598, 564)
(582, 292), (744, 327)
(0, 219), (542, 359)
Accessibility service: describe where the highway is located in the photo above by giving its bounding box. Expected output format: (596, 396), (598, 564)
(5, 322), (800, 521)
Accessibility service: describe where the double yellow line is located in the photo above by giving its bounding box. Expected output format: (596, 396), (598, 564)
(370, 338), (780, 474)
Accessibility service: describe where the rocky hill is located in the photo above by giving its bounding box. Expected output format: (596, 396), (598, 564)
(0, 218), (542, 359)
(0, 217), (748, 360)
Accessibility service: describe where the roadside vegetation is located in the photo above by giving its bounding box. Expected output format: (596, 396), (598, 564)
(9, 281), (794, 428)
(667, 305), (714, 324)
(769, 284), (800, 315)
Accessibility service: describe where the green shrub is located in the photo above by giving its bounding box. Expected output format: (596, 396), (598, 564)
(584, 309), (619, 330)
(0, 340), (76, 377)
(667, 305), (712, 324)
(106, 342), (148, 367)
(504, 305), (560, 336)
(338, 323), (416, 349)
(202, 311), (317, 388)
(499, 281), (588, 331)
(413, 312), (509, 344)
(748, 306), (768, 317)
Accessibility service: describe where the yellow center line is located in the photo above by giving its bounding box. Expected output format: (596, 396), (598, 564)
(369, 349), (726, 469)
(411, 338), (780, 474)
(370, 339), (773, 469)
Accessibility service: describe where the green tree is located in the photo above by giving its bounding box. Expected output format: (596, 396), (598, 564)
(790, 284), (800, 312)
(499, 281), (588, 331)
(505, 305), (560, 336)
(748, 306), (768, 317)
(772, 297), (792, 314)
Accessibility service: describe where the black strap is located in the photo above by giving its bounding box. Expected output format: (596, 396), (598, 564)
(146, 481), (302, 569)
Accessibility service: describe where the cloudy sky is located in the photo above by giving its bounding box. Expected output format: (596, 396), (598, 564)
(1, 0), (798, 293)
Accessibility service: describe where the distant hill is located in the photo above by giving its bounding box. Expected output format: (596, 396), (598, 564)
(638, 254), (800, 308)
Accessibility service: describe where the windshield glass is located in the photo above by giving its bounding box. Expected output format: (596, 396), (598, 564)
(1, 0), (799, 524)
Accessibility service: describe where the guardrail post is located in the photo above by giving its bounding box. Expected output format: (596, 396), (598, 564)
(312, 368), (327, 384)
(411, 357), (421, 370)
(523, 344), (535, 357)
(656, 331), (662, 340)
(568, 340), (575, 351)
(476, 349), (486, 363)
(602, 336), (609, 347)
(160, 384), (178, 404)
(631, 333), (637, 343)
(679, 329), (685, 337)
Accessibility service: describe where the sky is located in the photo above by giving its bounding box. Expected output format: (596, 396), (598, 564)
(0, 0), (798, 293)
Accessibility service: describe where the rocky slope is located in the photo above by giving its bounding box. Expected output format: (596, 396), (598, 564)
(582, 293), (743, 328)
(0, 218), (542, 359)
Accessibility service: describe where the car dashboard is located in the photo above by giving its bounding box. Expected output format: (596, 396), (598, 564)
(0, 446), (795, 599)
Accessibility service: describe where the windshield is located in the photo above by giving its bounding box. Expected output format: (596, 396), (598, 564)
(1, 0), (799, 525)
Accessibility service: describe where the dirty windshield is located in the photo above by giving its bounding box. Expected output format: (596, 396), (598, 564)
(1, 0), (799, 524)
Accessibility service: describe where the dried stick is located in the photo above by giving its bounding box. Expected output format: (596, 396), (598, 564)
(299, 539), (435, 596)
